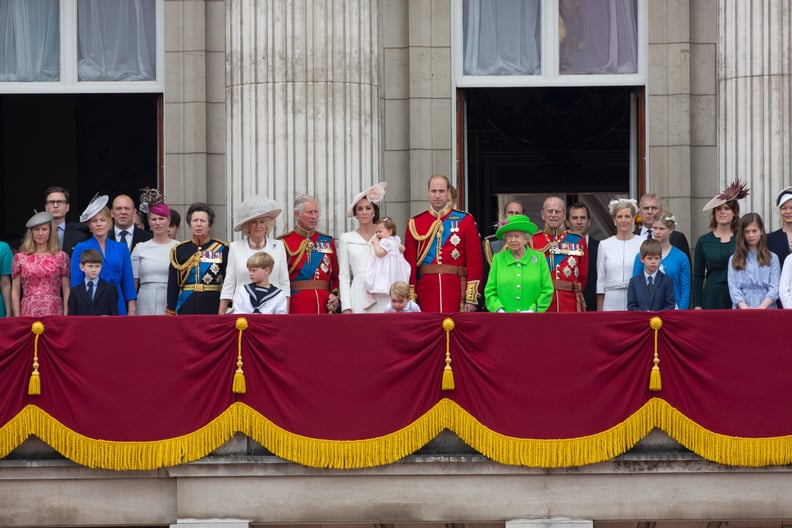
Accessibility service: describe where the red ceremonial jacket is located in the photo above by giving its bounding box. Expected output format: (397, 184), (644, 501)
(531, 228), (588, 312)
(279, 229), (339, 314)
(404, 207), (483, 312)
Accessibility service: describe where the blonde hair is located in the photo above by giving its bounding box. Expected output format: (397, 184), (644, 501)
(247, 251), (274, 270)
(389, 281), (410, 300)
(20, 221), (59, 255)
(88, 206), (113, 224)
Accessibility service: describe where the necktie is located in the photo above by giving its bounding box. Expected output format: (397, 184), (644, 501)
(120, 230), (129, 249)
(647, 275), (654, 298)
(87, 281), (94, 302)
(646, 228), (653, 239)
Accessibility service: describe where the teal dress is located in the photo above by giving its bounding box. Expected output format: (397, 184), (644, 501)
(692, 232), (735, 309)
(485, 246), (554, 313)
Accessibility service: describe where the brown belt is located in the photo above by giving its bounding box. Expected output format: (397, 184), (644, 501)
(552, 279), (586, 311)
(291, 280), (331, 291)
(420, 264), (466, 277)
(552, 279), (582, 292)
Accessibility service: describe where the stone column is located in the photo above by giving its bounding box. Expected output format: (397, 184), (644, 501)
(226, 0), (381, 236)
(718, 0), (792, 227)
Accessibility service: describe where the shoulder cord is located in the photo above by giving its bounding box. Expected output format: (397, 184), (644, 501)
(170, 248), (203, 290)
(408, 218), (443, 267)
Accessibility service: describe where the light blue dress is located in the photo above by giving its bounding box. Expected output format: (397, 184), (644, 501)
(633, 246), (691, 309)
(727, 250), (780, 309)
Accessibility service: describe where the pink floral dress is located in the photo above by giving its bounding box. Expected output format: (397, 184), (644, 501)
(12, 251), (70, 317)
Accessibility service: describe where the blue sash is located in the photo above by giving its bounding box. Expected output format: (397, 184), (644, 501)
(545, 232), (584, 270)
(421, 212), (467, 266)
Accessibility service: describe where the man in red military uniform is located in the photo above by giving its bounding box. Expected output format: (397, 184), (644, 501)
(279, 194), (339, 314)
(531, 195), (588, 312)
(404, 174), (483, 312)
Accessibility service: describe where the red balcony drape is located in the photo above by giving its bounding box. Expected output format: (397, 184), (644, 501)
(1, 311), (790, 470)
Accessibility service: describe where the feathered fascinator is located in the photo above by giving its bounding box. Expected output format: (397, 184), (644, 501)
(607, 198), (638, 216)
(702, 180), (750, 211)
(346, 182), (387, 217)
(138, 187), (170, 217)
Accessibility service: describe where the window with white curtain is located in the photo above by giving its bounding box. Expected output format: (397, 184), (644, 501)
(0, 0), (162, 92)
(457, 0), (645, 86)
(0, 0), (60, 82)
(78, 0), (156, 81)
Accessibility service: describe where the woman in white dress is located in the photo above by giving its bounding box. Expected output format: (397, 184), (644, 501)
(132, 191), (179, 315)
(338, 182), (389, 313)
(218, 195), (289, 314)
(597, 198), (643, 311)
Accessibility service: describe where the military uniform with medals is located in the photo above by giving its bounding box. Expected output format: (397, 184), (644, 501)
(531, 227), (588, 312)
(404, 206), (483, 312)
(279, 226), (339, 314)
(167, 237), (229, 314)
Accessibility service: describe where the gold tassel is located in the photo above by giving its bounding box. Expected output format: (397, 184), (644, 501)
(233, 317), (248, 394)
(28, 321), (45, 396)
(649, 316), (662, 392)
(441, 318), (455, 391)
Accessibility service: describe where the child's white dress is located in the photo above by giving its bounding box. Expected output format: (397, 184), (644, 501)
(364, 235), (411, 294)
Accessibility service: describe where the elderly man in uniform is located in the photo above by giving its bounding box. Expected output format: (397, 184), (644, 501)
(531, 195), (588, 312)
(404, 174), (483, 312)
(279, 194), (339, 314)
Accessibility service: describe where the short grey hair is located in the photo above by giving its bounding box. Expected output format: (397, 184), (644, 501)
(294, 194), (318, 214)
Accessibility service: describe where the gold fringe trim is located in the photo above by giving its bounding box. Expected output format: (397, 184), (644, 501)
(649, 316), (663, 391)
(3, 399), (792, 470)
(233, 317), (248, 394)
(239, 403), (446, 469)
(441, 318), (455, 391)
(0, 404), (241, 470)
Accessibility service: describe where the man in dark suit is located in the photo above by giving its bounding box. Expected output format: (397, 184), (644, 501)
(627, 239), (675, 311)
(567, 202), (599, 312)
(636, 193), (691, 262)
(67, 249), (118, 316)
(44, 186), (90, 257)
(111, 194), (152, 253)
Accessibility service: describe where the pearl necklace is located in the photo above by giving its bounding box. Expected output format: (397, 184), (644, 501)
(249, 236), (266, 249)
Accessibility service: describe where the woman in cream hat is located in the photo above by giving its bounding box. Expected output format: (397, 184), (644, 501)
(692, 180), (748, 309)
(337, 182), (389, 313)
(11, 211), (71, 316)
(218, 195), (289, 314)
(484, 215), (553, 313)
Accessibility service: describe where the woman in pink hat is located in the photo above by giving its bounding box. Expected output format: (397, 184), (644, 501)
(338, 182), (390, 313)
(131, 188), (179, 315)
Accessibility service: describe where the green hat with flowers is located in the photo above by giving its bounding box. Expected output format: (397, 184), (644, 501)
(495, 214), (538, 240)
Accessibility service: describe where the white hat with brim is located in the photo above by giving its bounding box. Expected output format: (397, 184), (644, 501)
(347, 182), (387, 217)
(26, 211), (53, 229)
(79, 194), (109, 223)
(777, 186), (792, 208)
(233, 195), (282, 232)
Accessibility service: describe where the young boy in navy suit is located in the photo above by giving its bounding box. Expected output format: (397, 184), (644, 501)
(67, 249), (118, 316)
(627, 239), (675, 311)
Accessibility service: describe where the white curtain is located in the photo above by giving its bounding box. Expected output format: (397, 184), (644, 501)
(559, 0), (637, 74)
(0, 0), (60, 82)
(463, 0), (541, 76)
(78, 0), (155, 81)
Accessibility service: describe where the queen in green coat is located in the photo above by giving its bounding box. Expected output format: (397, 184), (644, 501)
(485, 215), (554, 313)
